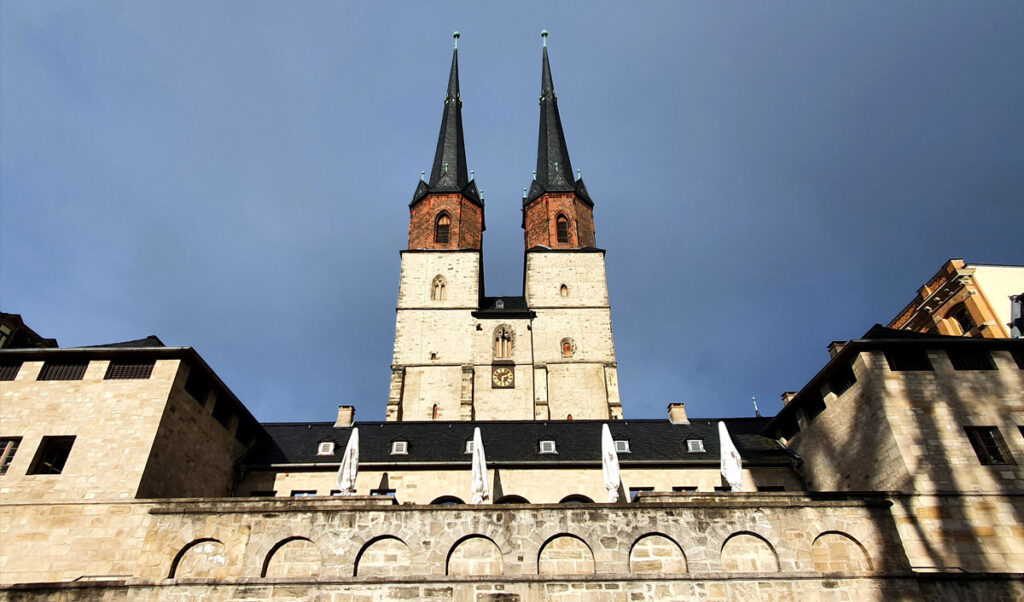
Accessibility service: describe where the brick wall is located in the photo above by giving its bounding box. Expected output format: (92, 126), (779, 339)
(408, 194), (482, 250)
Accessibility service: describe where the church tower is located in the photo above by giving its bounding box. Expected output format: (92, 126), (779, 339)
(522, 33), (622, 420)
(389, 33), (621, 422)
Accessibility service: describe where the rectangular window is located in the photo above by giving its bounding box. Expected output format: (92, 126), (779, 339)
(370, 488), (397, 497)
(104, 359), (155, 380)
(947, 349), (996, 371)
(778, 416), (800, 440)
(235, 420), (254, 446)
(317, 441), (335, 455)
(28, 436), (76, 475)
(827, 364), (857, 397)
(614, 440), (631, 453)
(629, 486), (654, 502)
(539, 440), (557, 454)
(686, 439), (704, 453)
(714, 486), (731, 492)
(391, 441), (408, 455)
(758, 485), (785, 492)
(671, 486), (698, 492)
(0, 437), (22, 475)
(884, 349), (933, 371)
(291, 490), (317, 497)
(0, 362), (21, 381)
(211, 398), (232, 429)
(249, 490), (276, 497)
(184, 369), (210, 405)
(464, 440), (474, 454)
(965, 427), (1013, 465)
(38, 361), (88, 381)
(803, 393), (827, 423)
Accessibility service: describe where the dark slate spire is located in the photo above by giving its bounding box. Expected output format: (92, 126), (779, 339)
(413, 32), (481, 207)
(526, 31), (591, 206)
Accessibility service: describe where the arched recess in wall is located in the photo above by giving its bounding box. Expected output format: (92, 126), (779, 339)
(169, 538), (227, 579)
(493, 325), (513, 359)
(434, 212), (451, 244)
(354, 536), (413, 577)
(495, 495), (530, 504)
(446, 535), (503, 576)
(430, 495), (465, 505)
(559, 494), (593, 504)
(431, 275), (447, 301)
(811, 531), (872, 573)
(261, 536), (321, 578)
(538, 534), (595, 575)
(720, 532), (780, 573)
(560, 284), (569, 297)
(555, 213), (570, 243)
(629, 533), (687, 574)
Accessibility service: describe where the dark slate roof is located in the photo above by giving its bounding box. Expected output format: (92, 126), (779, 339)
(524, 42), (593, 207)
(472, 296), (534, 319)
(244, 418), (796, 468)
(411, 40), (481, 208)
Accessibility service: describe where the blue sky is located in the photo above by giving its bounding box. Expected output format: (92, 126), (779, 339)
(2, 2), (1022, 423)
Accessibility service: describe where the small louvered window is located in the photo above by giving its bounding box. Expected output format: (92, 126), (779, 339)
(435, 213), (451, 244)
(0, 362), (20, 381)
(539, 440), (557, 454)
(884, 349), (933, 371)
(686, 439), (704, 453)
(947, 349), (996, 371)
(104, 359), (155, 380)
(391, 441), (408, 455)
(964, 427), (1012, 465)
(38, 361), (88, 381)
(615, 440), (630, 453)
(184, 369), (210, 405)
(556, 215), (569, 243)
(317, 441), (335, 455)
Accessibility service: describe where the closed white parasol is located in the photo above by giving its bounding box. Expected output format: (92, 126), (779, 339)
(718, 421), (743, 492)
(602, 423), (621, 503)
(470, 427), (490, 504)
(335, 427), (359, 496)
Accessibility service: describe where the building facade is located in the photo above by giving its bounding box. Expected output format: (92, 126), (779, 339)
(2, 36), (1024, 602)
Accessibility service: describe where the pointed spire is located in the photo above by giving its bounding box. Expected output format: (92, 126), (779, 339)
(529, 31), (582, 203)
(417, 31), (478, 205)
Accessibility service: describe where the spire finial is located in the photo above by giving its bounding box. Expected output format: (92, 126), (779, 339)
(453, 31), (460, 49)
(541, 30), (548, 47)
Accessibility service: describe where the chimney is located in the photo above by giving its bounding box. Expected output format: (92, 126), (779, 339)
(781, 391), (798, 406)
(335, 405), (355, 427)
(827, 341), (847, 359)
(667, 403), (689, 425)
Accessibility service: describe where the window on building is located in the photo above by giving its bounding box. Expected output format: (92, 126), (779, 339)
(0, 437), (22, 475)
(947, 349), (996, 371)
(184, 369), (210, 405)
(464, 440), (474, 454)
(884, 349), (933, 371)
(686, 439), (705, 453)
(950, 304), (975, 335)
(0, 362), (21, 381)
(434, 213), (451, 244)
(291, 490), (317, 498)
(827, 364), (857, 397)
(493, 326), (513, 359)
(235, 420), (255, 446)
(539, 440), (557, 454)
(249, 490), (276, 497)
(561, 339), (574, 358)
(104, 359), (155, 380)
(778, 416), (800, 440)
(432, 404), (439, 420)
(27, 436), (75, 475)
(1011, 294), (1023, 338)
(431, 275), (446, 301)
(965, 427), (1013, 465)
(672, 486), (698, 493)
(370, 488), (397, 497)
(556, 214), (569, 243)
(629, 486), (654, 502)
(391, 441), (408, 455)
(211, 398), (232, 429)
(758, 485), (786, 492)
(614, 440), (630, 453)
(560, 284), (569, 298)
(803, 393), (827, 423)
(317, 441), (335, 456)
(37, 361), (88, 381)
(714, 486), (731, 492)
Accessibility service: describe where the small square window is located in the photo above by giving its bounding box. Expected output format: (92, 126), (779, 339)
(391, 441), (408, 455)
(884, 349), (933, 371)
(947, 349), (996, 371)
(964, 427), (1013, 465)
(317, 441), (335, 456)
(28, 436), (76, 475)
(184, 369), (210, 405)
(629, 486), (653, 502)
(827, 364), (857, 397)
(614, 440), (630, 453)
(371, 488), (397, 497)
(672, 486), (698, 492)
(104, 359), (155, 380)
(291, 490), (317, 498)
(539, 440), (557, 454)
(464, 440), (474, 454)
(686, 439), (705, 453)
(249, 490), (276, 497)
(38, 361), (88, 381)
(1, 437), (22, 475)
(0, 362), (21, 381)
(804, 393), (827, 423)
(211, 398), (232, 429)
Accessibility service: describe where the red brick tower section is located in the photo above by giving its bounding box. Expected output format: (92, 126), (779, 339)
(523, 32), (596, 250)
(409, 32), (484, 251)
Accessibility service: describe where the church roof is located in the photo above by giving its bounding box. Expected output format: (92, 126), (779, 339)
(411, 34), (481, 208)
(244, 418), (796, 469)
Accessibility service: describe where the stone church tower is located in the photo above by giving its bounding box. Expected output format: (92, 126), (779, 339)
(388, 34), (622, 422)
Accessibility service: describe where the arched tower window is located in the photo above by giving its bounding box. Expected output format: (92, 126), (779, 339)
(560, 284), (569, 298)
(561, 338), (574, 358)
(435, 213), (451, 244)
(493, 326), (513, 359)
(556, 214), (569, 243)
(431, 275), (447, 301)
(432, 404), (439, 420)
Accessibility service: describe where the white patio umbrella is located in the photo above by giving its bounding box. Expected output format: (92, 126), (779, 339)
(601, 423), (621, 503)
(470, 427), (490, 504)
(718, 421), (743, 492)
(335, 427), (359, 496)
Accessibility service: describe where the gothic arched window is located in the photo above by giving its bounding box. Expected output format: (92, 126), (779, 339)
(431, 275), (446, 301)
(556, 214), (569, 243)
(432, 404), (439, 420)
(435, 213), (451, 244)
(561, 338), (574, 358)
(560, 284), (569, 298)
(493, 326), (513, 359)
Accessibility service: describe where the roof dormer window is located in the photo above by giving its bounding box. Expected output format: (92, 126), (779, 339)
(686, 439), (705, 453)
(465, 440), (474, 454)
(391, 441), (408, 455)
(539, 440), (557, 454)
(317, 441), (335, 456)
(615, 440), (630, 453)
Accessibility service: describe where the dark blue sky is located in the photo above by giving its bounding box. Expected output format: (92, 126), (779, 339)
(2, 2), (1022, 423)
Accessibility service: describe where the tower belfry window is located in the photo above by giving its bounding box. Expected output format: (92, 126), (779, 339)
(435, 213), (451, 244)
(494, 326), (513, 359)
(431, 275), (447, 301)
(556, 215), (569, 243)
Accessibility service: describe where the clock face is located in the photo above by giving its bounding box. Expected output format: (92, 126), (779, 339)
(491, 366), (514, 388)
